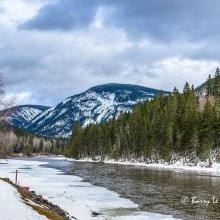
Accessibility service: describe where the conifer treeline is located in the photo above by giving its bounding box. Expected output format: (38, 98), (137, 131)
(67, 70), (220, 164)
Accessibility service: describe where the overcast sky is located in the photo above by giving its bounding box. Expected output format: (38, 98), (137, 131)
(0, 0), (219, 106)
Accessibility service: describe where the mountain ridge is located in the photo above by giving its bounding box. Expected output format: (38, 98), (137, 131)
(0, 105), (50, 128)
(2, 83), (170, 138)
(26, 83), (169, 138)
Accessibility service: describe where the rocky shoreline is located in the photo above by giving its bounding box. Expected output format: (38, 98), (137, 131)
(0, 178), (75, 220)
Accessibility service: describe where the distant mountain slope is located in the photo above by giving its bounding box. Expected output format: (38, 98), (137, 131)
(195, 77), (216, 97)
(25, 83), (169, 138)
(1, 105), (50, 128)
(196, 81), (207, 97)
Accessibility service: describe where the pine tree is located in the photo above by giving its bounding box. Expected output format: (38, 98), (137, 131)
(206, 74), (213, 96)
(188, 127), (200, 163)
(39, 139), (44, 152)
(67, 79), (220, 165)
(183, 82), (191, 94)
(214, 67), (220, 97)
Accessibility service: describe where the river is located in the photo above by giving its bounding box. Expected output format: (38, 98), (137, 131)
(1, 157), (220, 220)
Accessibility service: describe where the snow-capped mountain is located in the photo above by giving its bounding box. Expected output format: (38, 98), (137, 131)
(25, 83), (169, 138)
(1, 105), (50, 128)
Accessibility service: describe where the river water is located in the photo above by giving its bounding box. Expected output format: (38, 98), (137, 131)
(47, 158), (220, 220)
(1, 157), (220, 220)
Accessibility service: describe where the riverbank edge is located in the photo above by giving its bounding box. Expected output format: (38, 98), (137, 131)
(61, 156), (220, 173)
(0, 177), (74, 220)
(4, 154), (220, 172)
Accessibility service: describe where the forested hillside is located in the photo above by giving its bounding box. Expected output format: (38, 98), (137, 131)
(67, 69), (220, 165)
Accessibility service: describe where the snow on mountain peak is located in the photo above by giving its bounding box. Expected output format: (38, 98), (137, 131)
(0, 105), (50, 128)
(23, 83), (169, 138)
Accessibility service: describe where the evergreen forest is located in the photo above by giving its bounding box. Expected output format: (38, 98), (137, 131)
(67, 69), (220, 165)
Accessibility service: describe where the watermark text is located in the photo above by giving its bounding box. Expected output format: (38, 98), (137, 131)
(181, 196), (219, 206)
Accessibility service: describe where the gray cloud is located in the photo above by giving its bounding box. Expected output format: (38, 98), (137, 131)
(21, 0), (220, 43)
(21, 0), (99, 31)
(1, 25), (218, 106)
(109, 0), (220, 42)
(0, 7), (5, 14)
(0, 0), (220, 106)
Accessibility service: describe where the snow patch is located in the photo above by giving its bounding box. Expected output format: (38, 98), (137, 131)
(0, 159), (179, 220)
(0, 180), (47, 220)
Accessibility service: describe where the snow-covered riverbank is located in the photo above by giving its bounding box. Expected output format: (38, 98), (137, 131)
(62, 156), (220, 174)
(12, 154), (220, 173)
(0, 179), (47, 220)
(0, 158), (180, 220)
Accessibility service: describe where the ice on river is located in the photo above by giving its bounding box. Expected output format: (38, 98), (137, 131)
(0, 159), (180, 220)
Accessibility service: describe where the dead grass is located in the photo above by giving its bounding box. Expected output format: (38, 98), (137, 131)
(21, 191), (65, 220)
(0, 178), (69, 220)
(24, 202), (65, 220)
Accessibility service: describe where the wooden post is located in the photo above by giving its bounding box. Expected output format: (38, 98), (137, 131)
(15, 169), (18, 185)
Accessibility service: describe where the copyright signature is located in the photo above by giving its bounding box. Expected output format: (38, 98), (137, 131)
(181, 196), (219, 206)
(181, 196), (189, 204)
